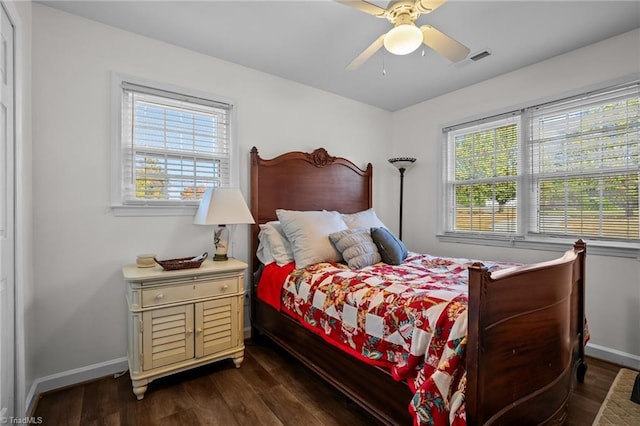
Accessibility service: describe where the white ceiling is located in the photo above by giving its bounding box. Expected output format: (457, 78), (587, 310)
(40, 0), (640, 111)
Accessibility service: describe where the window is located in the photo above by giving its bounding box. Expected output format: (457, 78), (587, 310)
(444, 115), (521, 235)
(112, 76), (233, 215)
(442, 81), (639, 254)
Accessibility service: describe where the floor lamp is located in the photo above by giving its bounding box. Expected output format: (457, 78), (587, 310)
(388, 157), (416, 240)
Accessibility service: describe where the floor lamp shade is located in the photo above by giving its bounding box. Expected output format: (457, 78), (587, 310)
(193, 188), (255, 261)
(388, 157), (416, 241)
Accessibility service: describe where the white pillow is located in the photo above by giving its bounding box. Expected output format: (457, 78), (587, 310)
(342, 208), (387, 230)
(329, 228), (381, 269)
(258, 221), (294, 266)
(256, 236), (275, 265)
(276, 209), (348, 269)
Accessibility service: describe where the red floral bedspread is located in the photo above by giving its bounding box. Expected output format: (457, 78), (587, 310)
(270, 253), (519, 426)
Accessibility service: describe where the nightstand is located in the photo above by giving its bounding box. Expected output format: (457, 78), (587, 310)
(123, 258), (247, 400)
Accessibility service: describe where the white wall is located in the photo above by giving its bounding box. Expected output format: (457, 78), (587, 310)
(393, 29), (640, 367)
(31, 4), (392, 379)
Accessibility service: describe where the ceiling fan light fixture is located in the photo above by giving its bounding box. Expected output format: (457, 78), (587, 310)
(384, 24), (423, 55)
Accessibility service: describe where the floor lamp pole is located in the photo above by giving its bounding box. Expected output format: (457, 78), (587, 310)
(388, 157), (416, 242)
(398, 167), (405, 240)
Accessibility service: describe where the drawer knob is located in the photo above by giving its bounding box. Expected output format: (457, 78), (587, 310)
(155, 293), (164, 300)
(221, 285), (229, 292)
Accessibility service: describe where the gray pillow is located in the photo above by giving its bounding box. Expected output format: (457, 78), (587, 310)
(371, 227), (408, 265)
(329, 228), (381, 269)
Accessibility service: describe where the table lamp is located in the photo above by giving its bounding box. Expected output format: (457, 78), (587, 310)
(193, 188), (255, 261)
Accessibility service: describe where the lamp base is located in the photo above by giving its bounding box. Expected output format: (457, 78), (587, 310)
(213, 254), (228, 262)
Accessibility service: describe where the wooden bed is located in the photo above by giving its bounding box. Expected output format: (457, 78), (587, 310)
(249, 146), (587, 425)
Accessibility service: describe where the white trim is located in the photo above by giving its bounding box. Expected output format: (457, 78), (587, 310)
(1, 0), (28, 419)
(586, 343), (640, 371)
(25, 357), (128, 415)
(437, 233), (640, 259)
(111, 205), (197, 217)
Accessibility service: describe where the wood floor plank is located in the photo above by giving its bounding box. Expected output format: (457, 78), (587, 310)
(179, 369), (241, 426)
(270, 360), (374, 425)
(210, 365), (283, 425)
(256, 383), (328, 426)
(33, 384), (83, 425)
(32, 341), (626, 425)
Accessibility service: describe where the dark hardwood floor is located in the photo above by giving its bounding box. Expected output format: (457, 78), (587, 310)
(33, 340), (623, 425)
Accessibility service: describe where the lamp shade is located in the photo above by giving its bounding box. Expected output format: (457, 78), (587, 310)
(388, 157), (417, 170)
(384, 24), (423, 55)
(193, 188), (255, 225)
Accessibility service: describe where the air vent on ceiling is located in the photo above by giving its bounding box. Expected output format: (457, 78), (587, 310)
(451, 49), (492, 68)
(470, 50), (491, 61)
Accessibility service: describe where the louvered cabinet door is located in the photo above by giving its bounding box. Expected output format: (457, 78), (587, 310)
(195, 296), (240, 358)
(142, 304), (195, 370)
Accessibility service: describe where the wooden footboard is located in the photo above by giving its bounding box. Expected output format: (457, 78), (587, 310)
(466, 240), (586, 425)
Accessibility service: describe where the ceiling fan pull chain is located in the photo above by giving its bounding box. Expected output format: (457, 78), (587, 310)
(382, 50), (387, 76)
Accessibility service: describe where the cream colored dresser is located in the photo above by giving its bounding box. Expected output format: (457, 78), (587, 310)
(123, 258), (247, 400)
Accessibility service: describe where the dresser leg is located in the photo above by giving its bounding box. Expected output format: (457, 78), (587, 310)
(233, 354), (244, 368)
(132, 379), (148, 400)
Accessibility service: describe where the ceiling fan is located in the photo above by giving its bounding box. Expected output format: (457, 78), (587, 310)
(336, 0), (470, 70)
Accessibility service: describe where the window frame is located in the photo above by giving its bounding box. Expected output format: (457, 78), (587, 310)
(443, 113), (523, 237)
(438, 78), (640, 258)
(110, 73), (238, 216)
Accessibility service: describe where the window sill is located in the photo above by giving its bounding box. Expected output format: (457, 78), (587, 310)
(111, 204), (198, 217)
(436, 233), (640, 259)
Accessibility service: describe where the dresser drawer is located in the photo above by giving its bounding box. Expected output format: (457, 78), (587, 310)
(141, 277), (240, 307)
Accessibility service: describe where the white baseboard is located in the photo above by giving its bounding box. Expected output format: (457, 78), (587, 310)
(586, 343), (640, 370)
(25, 357), (128, 416)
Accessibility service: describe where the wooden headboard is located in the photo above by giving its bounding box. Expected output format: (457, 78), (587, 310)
(249, 147), (373, 273)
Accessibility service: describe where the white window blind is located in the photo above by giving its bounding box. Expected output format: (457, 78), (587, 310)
(445, 115), (521, 235)
(441, 80), (639, 253)
(120, 82), (231, 205)
(528, 82), (639, 241)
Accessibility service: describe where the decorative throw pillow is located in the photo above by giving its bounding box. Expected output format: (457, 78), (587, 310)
(276, 209), (348, 269)
(257, 221), (294, 266)
(371, 227), (408, 265)
(342, 208), (387, 230)
(329, 228), (381, 269)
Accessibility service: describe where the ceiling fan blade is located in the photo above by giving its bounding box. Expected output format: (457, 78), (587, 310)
(346, 34), (386, 70)
(415, 0), (447, 14)
(420, 25), (470, 62)
(335, 0), (387, 17)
